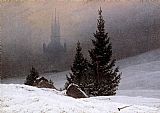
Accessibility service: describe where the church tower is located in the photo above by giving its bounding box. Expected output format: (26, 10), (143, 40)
(51, 9), (61, 46)
(43, 9), (66, 62)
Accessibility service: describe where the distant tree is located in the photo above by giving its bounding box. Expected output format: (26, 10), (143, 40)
(65, 41), (88, 90)
(88, 7), (121, 96)
(24, 67), (39, 86)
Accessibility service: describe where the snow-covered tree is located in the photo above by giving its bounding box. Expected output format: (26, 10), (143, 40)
(88, 8), (121, 96)
(24, 67), (39, 86)
(66, 41), (88, 90)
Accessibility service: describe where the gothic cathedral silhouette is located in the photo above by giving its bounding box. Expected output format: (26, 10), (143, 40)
(43, 9), (66, 62)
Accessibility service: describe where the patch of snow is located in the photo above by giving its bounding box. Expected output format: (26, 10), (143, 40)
(117, 90), (160, 99)
(119, 61), (160, 90)
(1, 84), (160, 113)
(67, 83), (79, 90)
(78, 88), (88, 98)
(117, 49), (160, 69)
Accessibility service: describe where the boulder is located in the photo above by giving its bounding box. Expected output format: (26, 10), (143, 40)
(66, 83), (88, 98)
(33, 77), (56, 89)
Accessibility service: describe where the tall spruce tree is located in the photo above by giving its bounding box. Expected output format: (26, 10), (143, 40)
(24, 67), (39, 86)
(66, 41), (88, 90)
(88, 8), (121, 96)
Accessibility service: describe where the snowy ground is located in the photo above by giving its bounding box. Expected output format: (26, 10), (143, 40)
(2, 49), (160, 99)
(1, 49), (160, 112)
(117, 90), (160, 99)
(1, 84), (160, 113)
(117, 49), (160, 90)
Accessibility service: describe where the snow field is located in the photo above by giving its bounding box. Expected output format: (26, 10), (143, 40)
(1, 84), (160, 113)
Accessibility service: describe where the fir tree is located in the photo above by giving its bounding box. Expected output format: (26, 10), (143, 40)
(66, 41), (88, 90)
(24, 67), (39, 86)
(88, 7), (121, 96)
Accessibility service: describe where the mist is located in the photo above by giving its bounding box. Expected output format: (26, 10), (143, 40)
(1, 0), (160, 78)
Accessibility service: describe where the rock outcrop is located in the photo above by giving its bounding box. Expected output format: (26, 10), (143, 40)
(33, 77), (56, 89)
(66, 83), (88, 98)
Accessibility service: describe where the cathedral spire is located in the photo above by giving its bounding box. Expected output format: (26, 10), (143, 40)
(43, 9), (66, 61)
(55, 8), (57, 26)
(51, 12), (54, 40)
(57, 11), (60, 38)
(50, 8), (61, 44)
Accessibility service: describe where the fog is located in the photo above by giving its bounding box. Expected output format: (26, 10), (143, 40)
(1, 0), (160, 78)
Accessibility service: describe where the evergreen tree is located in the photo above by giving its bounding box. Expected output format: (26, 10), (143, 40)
(66, 41), (88, 90)
(24, 67), (39, 86)
(88, 7), (121, 96)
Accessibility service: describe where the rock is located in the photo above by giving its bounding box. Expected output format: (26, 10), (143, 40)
(66, 83), (88, 98)
(33, 77), (56, 89)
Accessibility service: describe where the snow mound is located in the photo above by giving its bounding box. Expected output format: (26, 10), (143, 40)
(118, 49), (160, 68)
(113, 49), (160, 90)
(1, 84), (160, 113)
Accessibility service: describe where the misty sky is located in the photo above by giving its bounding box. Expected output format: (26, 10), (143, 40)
(1, 0), (160, 77)
(1, 0), (159, 46)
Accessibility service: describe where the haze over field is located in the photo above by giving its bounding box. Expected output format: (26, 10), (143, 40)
(1, 0), (160, 78)
(2, 49), (160, 99)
